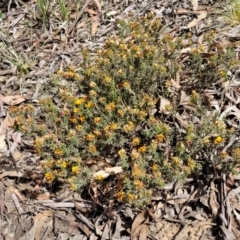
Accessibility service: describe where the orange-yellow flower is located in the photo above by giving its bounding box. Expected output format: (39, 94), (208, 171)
(94, 117), (101, 123)
(214, 136), (224, 145)
(89, 81), (97, 87)
(73, 107), (79, 113)
(172, 157), (181, 165)
(109, 123), (118, 131)
(45, 172), (55, 183)
(138, 145), (147, 153)
(122, 82), (130, 89)
(74, 98), (86, 105)
(105, 102), (116, 112)
(86, 133), (95, 141)
(96, 174), (104, 181)
(131, 137), (140, 146)
(118, 149), (127, 159)
(79, 115), (86, 122)
(117, 191), (125, 201)
(131, 149), (141, 160)
(72, 166), (79, 174)
(104, 76), (112, 83)
(123, 121), (135, 132)
(187, 158), (196, 170)
(54, 147), (64, 156)
(152, 164), (158, 172)
(70, 117), (77, 123)
(89, 90), (97, 97)
(133, 164), (145, 177)
(156, 134), (164, 143)
(88, 144), (97, 153)
(85, 101), (94, 108)
(76, 125), (83, 131)
(138, 110), (147, 120)
(93, 130), (101, 137)
(134, 180), (144, 188)
(61, 161), (68, 169)
(117, 109), (124, 117)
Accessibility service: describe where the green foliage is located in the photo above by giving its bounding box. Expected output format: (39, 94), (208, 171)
(10, 14), (240, 207)
(57, 0), (68, 21)
(222, 0), (240, 26)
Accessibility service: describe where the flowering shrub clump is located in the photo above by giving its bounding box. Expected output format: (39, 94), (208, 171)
(10, 14), (240, 206)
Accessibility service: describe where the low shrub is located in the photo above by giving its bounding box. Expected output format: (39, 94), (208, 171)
(10, 13), (240, 206)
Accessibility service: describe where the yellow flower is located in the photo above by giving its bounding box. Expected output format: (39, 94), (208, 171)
(89, 81), (97, 87)
(117, 69), (123, 75)
(122, 82), (130, 89)
(89, 90), (97, 97)
(156, 134), (164, 143)
(104, 76), (112, 83)
(94, 117), (101, 123)
(123, 121), (135, 132)
(105, 102), (116, 112)
(93, 130), (101, 137)
(127, 193), (135, 201)
(74, 98), (86, 105)
(89, 144), (97, 153)
(72, 166), (79, 174)
(131, 137), (140, 146)
(61, 161), (68, 169)
(133, 164), (145, 177)
(214, 136), (224, 145)
(117, 109), (124, 117)
(187, 158), (196, 170)
(172, 157), (181, 165)
(86, 133), (95, 141)
(118, 149), (127, 159)
(138, 145), (147, 153)
(134, 180), (144, 188)
(131, 149), (141, 160)
(79, 115), (86, 122)
(117, 191), (125, 201)
(68, 129), (76, 136)
(152, 164), (158, 172)
(54, 147), (64, 156)
(85, 101), (94, 108)
(76, 125), (83, 131)
(149, 117), (158, 125)
(109, 123), (118, 131)
(70, 117), (77, 123)
(45, 172), (55, 183)
(96, 174), (104, 181)
(138, 110), (147, 120)
(73, 107), (79, 113)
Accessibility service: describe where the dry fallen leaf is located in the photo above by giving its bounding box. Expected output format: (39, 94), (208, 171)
(209, 182), (219, 216)
(191, 0), (198, 10)
(0, 134), (7, 157)
(2, 113), (14, 134)
(91, 15), (99, 36)
(131, 210), (149, 240)
(0, 94), (25, 105)
(159, 97), (172, 114)
(93, 166), (123, 179)
(187, 12), (207, 28)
